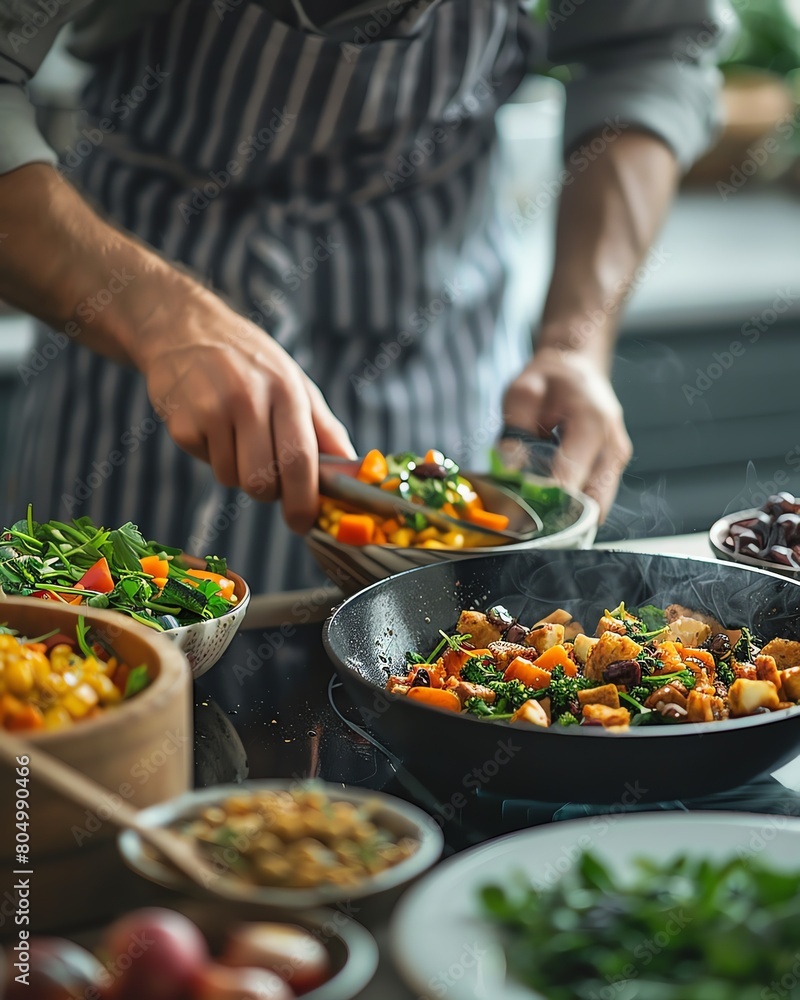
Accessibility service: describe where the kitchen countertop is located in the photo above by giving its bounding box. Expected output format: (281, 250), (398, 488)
(191, 531), (800, 999)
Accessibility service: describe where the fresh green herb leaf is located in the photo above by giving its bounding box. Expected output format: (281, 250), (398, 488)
(123, 664), (150, 698)
(75, 617), (94, 660)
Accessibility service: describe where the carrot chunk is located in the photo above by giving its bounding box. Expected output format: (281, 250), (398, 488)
(336, 514), (377, 546)
(406, 687), (462, 712)
(357, 449), (389, 485)
(504, 657), (552, 690)
(465, 508), (509, 532)
(533, 643), (577, 676)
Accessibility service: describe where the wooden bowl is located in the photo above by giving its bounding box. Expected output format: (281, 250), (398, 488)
(163, 559), (250, 679)
(0, 598), (193, 935)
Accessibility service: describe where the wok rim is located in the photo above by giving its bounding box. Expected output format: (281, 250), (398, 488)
(322, 548), (800, 740)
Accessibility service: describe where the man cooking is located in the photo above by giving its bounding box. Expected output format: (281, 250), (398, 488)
(0, 0), (728, 590)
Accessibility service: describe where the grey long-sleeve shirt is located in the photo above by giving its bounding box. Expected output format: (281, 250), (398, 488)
(0, 0), (731, 175)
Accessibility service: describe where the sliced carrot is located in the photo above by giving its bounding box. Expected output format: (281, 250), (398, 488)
(680, 647), (715, 671)
(406, 687), (461, 712)
(5, 702), (44, 732)
(533, 643), (577, 676)
(24, 642), (47, 654)
(372, 528), (388, 545)
(152, 577), (168, 590)
(441, 502), (461, 520)
(140, 555), (169, 578)
(336, 514), (376, 547)
(186, 569), (235, 600)
(465, 508), (509, 532)
(357, 449), (389, 485)
(504, 657), (552, 690)
(380, 477), (402, 491)
(424, 449), (445, 465)
(381, 518), (401, 536)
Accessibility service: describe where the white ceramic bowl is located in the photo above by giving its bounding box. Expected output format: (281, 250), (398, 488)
(163, 561), (250, 678)
(709, 508), (800, 580)
(307, 474), (600, 594)
(118, 779), (444, 909)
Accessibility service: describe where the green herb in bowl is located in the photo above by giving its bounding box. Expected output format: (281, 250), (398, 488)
(481, 852), (800, 1000)
(0, 507), (239, 631)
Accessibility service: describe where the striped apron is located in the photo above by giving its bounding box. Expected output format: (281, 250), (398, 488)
(7, 0), (535, 592)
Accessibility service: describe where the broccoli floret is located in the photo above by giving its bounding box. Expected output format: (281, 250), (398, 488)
(556, 712), (579, 727)
(733, 627), (761, 664)
(639, 669), (697, 691)
(629, 685), (651, 705)
(488, 678), (535, 712)
(547, 665), (596, 717)
(465, 697), (495, 717)
(715, 659), (736, 689)
(460, 656), (503, 685)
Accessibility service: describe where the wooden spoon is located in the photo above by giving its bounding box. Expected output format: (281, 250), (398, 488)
(0, 729), (258, 902)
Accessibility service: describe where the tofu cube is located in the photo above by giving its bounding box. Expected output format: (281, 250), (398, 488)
(779, 667), (800, 702)
(584, 631), (643, 682)
(457, 610), (503, 648)
(524, 622), (565, 656)
(510, 699), (550, 728)
(577, 684), (620, 709)
(572, 633), (599, 665)
(582, 704), (631, 728)
(728, 678), (780, 717)
(760, 638), (800, 671)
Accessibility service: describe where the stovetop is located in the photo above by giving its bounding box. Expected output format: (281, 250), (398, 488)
(195, 623), (800, 852)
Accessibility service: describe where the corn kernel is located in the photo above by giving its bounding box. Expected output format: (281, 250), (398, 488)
(49, 645), (75, 673)
(28, 651), (51, 688)
(0, 635), (20, 651)
(5, 661), (34, 697)
(415, 527), (438, 543)
(419, 539), (448, 549)
(329, 509), (343, 524)
(318, 517), (331, 530)
(389, 529), (414, 547)
(81, 656), (101, 674)
(441, 531), (465, 549)
(43, 705), (73, 731)
(87, 673), (121, 703)
(63, 683), (99, 719)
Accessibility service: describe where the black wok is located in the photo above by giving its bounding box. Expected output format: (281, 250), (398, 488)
(323, 549), (800, 804)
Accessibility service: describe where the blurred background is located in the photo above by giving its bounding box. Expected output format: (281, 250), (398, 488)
(3, 0), (800, 541)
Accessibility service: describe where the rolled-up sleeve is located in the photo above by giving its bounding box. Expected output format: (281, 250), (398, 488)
(547, 0), (735, 170)
(0, 0), (91, 174)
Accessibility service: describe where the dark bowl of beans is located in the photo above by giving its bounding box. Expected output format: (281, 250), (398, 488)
(709, 492), (800, 579)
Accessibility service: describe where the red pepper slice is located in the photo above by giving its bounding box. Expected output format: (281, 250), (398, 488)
(77, 556), (115, 594)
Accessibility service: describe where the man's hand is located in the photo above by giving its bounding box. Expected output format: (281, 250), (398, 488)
(504, 129), (680, 518)
(502, 346), (632, 519)
(138, 284), (355, 532)
(0, 164), (354, 532)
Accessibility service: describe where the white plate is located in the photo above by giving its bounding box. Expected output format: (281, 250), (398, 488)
(390, 812), (800, 1000)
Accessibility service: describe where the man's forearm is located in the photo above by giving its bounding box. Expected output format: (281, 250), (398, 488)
(0, 163), (194, 366)
(537, 129), (680, 372)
